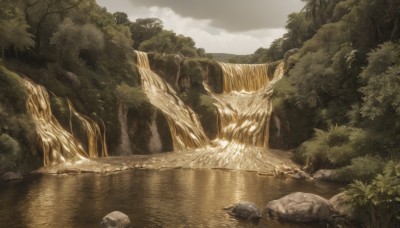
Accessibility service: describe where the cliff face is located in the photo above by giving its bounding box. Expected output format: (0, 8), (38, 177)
(0, 55), (223, 173)
(0, 53), (293, 174)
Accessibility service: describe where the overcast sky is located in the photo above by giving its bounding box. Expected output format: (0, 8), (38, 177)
(96, 0), (305, 54)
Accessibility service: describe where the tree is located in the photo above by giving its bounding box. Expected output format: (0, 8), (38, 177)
(358, 42), (400, 146)
(21, 0), (82, 52)
(50, 18), (104, 66)
(139, 30), (198, 57)
(0, 1), (34, 58)
(113, 12), (129, 25)
(130, 18), (163, 49)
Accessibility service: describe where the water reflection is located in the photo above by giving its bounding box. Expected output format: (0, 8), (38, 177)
(0, 169), (343, 227)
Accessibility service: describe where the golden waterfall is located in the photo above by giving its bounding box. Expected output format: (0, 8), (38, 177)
(183, 62), (286, 170)
(67, 100), (108, 158)
(219, 63), (270, 93)
(210, 62), (285, 150)
(135, 51), (209, 150)
(22, 78), (107, 166)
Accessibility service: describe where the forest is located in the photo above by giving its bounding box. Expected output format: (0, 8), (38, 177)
(0, 0), (400, 227)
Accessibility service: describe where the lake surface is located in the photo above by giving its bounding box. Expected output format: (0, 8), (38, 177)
(0, 169), (343, 227)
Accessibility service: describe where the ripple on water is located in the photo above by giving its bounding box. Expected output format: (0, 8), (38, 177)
(0, 169), (344, 228)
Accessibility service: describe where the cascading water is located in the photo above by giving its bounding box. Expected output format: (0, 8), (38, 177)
(67, 100), (108, 158)
(211, 62), (285, 149)
(22, 77), (107, 166)
(135, 51), (209, 151)
(185, 62), (287, 170)
(133, 51), (290, 171)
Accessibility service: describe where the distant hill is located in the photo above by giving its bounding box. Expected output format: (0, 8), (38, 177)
(209, 53), (250, 63)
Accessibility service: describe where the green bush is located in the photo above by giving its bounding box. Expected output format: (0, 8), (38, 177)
(295, 125), (370, 171)
(0, 134), (21, 172)
(337, 155), (385, 182)
(345, 162), (400, 228)
(0, 65), (27, 113)
(116, 83), (151, 110)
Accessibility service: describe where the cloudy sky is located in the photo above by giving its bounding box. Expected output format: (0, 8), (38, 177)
(96, 0), (305, 54)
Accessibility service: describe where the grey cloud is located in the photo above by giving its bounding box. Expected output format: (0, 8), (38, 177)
(127, 0), (304, 31)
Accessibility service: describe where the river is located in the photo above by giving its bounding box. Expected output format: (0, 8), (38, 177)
(0, 169), (343, 227)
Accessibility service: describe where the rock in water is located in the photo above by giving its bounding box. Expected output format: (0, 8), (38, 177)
(1, 171), (23, 181)
(265, 192), (334, 222)
(225, 202), (261, 220)
(313, 169), (338, 181)
(329, 193), (352, 218)
(292, 170), (311, 180)
(100, 211), (131, 228)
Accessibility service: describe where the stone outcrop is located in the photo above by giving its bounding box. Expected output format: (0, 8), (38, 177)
(329, 193), (353, 218)
(313, 169), (339, 181)
(265, 192), (335, 222)
(292, 170), (311, 180)
(225, 202), (261, 220)
(100, 211), (131, 228)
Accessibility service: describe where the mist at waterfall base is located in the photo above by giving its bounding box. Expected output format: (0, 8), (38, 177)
(0, 169), (342, 227)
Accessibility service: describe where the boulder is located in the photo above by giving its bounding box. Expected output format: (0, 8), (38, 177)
(313, 169), (339, 181)
(225, 202), (261, 220)
(62, 71), (81, 89)
(100, 211), (131, 228)
(265, 192), (334, 222)
(284, 48), (299, 63)
(1, 171), (23, 181)
(329, 193), (352, 218)
(292, 170), (311, 180)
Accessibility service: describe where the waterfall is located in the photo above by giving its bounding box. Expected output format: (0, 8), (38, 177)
(135, 51), (209, 151)
(22, 77), (107, 166)
(219, 63), (270, 93)
(67, 99), (108, 158)
(208, 62), (285, 150)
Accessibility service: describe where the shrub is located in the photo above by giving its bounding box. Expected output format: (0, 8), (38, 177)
(0, 134), (21, 172)
(337, 155), (385, 182)
(295, 125), (370, 171)
(345, 162), (400, 228)
(0, 65), (27, 113)
(116, 83), (150, 110)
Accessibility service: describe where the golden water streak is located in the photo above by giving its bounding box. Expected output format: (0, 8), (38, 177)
(220, 63), (269, 93)
(135, 51), (209, 150)
(210, 62), (285, 149)
(23, 78), (107, 166)
(67, 100), (108, 158)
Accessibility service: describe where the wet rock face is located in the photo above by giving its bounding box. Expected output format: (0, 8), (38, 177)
(265, 192), (334, 222)
(100, 211), (131, 228)
(226, 202), (261, 220)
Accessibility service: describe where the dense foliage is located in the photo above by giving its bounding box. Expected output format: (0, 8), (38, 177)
(0, 0), (218, 173)
(0, 0), (399, 226)
(260, 1), (400, 226)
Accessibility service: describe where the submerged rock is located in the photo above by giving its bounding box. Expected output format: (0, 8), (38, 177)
(265, 192), (334, 222)
(225, 201), (261, 221)
(100, 211), (131, 228)
(1, 171), (23, 181)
